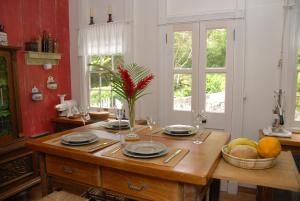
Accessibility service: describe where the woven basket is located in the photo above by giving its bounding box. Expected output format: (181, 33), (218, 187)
(222, 145), (277, 169)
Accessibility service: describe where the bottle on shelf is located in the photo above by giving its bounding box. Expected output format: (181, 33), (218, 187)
(36, 35), (42, 52)
(48, 33), (53, 53)
(42, 31), (47, 52)
(53, 38), (59, 53)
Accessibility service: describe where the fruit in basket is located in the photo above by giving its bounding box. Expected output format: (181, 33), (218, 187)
(229, 145), (258, 159)
(257, 137), (281, 158)
(227, 138), (257, 152)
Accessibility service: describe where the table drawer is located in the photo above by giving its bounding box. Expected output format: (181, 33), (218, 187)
(46, 155), (101, 186)
(102, 168), (181, 201)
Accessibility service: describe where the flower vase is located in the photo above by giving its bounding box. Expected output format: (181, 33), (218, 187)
(128, 103), (135, 129)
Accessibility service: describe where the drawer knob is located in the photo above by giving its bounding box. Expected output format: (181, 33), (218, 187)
(62, 166), (76, 174)
(127, 181), (146, 191)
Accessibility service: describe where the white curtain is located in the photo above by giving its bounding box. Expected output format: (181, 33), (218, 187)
(78, 22), (129, 56)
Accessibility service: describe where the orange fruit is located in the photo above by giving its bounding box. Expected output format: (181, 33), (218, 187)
(257, 137), (281, 158)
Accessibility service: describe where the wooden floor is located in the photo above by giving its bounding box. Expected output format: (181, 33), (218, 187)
(25, 185), (256, 201)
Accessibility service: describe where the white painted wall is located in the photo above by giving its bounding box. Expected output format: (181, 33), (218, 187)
(69, 0), (288, 141)
(242, 0), (284, 140)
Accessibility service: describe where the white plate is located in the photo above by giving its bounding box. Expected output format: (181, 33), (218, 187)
(125, 141), (168, 155)
(104, 120), (129, 129)
(62, 132), (98, 143)
(163, 125), (197, 136)
(61, 138), (98, 146)
(123, 148), (169, 159)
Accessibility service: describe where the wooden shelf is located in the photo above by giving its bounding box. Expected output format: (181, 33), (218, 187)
(0, 45), (21, 51)
(25, 51), (61, 65)
(0, 175), (41, 200)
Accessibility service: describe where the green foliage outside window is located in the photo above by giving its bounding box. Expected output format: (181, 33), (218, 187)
(207, 29), (227, 68)
(206, 74), (225, 94)
(296, 49), (300, 112)
(173, 74), (191, 98)
(89, 55), (124, 107)
(173, 31), (192, 68)
(173, 29), (227, 98)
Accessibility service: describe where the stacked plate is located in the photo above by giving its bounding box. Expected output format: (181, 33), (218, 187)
(61, 132), (98, 146)
(104, 120), (129, 130)
(123, 141), (169, 159)
(163, 125), (197, 136)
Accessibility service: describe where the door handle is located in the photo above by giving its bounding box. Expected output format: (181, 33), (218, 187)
(127, 181), (146, 191)
(62, 166), (77, 174)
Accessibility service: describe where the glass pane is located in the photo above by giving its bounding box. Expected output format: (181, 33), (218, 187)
(206, 28), (227, 68)
(90, 89), (100, 107)
(297, 48), (300, 70)
(173, 31), (192, 69)
(90, 55), (112, 71)
(0, 56), (12, 136)
(90, 73), (100, 89)
(173, 74), (192, 111)
(295, 72), (300, 121)
(113, 55), (124, 70)
(205, 73), (226, 113)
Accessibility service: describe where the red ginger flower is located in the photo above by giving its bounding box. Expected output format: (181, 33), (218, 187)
(136, 74), (154, 91)
(118, 66), (135, 98)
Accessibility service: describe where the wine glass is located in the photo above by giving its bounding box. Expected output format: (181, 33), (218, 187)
(192, 110), (206, 144)
(146, 116), (156, 142)
(114, 106), (125, 145)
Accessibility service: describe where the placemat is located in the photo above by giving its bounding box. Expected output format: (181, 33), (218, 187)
(138, 127), (211, 141)
(44, 133), (119, 153)
(102, 147), (189, 167)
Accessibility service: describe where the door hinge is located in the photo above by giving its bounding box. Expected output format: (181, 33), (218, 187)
(166, 33), (168, 44)
(233, 29), (236, 41)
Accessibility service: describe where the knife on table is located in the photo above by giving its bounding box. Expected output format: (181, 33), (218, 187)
(163, 149), (182, 163)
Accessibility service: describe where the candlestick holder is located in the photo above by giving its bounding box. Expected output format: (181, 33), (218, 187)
(89, 16), (95, 25)
(107, 14), (113, 23)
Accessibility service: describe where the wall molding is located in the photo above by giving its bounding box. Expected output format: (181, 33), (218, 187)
(158, 0), (245, 25)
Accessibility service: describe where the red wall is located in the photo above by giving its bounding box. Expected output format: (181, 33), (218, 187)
(0, 0), (71, 136)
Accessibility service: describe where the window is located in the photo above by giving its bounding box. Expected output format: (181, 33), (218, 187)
(294, 49), (300, 121)
(173, 29), (193, 111)
(172, 26), (229, 113)
(164, 21), (234, 129)
(205, 28), (227, 113)
(88, 54), (124, 109)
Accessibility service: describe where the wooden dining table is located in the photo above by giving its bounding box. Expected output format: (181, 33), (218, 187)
(26, 122), (230, 201)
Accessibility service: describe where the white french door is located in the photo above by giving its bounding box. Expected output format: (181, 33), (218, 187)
(161, 20), (235, 130)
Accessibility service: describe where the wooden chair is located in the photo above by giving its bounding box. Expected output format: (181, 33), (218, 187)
(38, 191), (88, 201)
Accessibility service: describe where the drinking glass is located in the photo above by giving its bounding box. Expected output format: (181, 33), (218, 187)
(127, 120), (139, 138)
(114, 107), (125, 145)
(146, 116), (156, 142)
(192, 110), (206, 144)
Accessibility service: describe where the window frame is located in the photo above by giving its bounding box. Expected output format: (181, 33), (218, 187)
(286, 4), (300, 130)
(163, 20), (235, 130)
(172, 24), (194, 111)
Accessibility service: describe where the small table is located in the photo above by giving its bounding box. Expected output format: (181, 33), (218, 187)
(259, 130), (300, 156)
(212, 151), (300, 201)
(51, 117), (98, 132)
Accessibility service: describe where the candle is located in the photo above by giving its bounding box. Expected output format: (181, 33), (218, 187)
(108, 5), (112, 14)
(90, 8), (94, 17)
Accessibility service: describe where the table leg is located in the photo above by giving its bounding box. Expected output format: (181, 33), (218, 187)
(38, 153), (51, 196)
(209, 179), (220, 201)
(256, 186), (274, 201)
